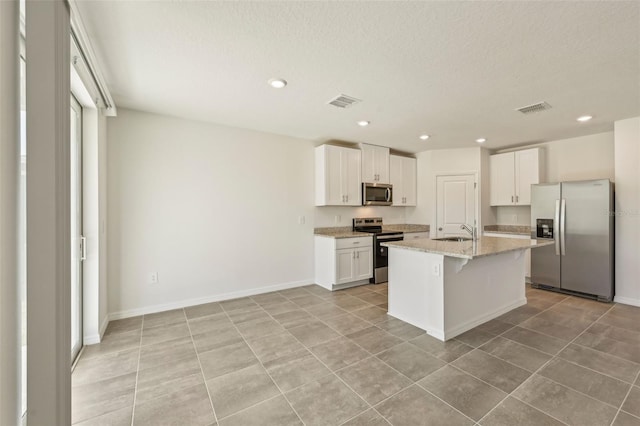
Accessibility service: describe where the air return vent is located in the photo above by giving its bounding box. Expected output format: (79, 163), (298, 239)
(327, 94), (361, 109)
(516, 102), (552, 114)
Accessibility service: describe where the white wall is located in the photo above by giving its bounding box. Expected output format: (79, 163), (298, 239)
(108, 109), (318, 317)
(614, 116), (640, 306)
(406, 147), (488, 231)
(495, 131), (615, 226)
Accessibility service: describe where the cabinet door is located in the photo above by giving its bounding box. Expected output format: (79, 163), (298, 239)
(361, 145), (377, 182)
(354, 247), (373, 280)
(335, 249), (355, 284)
(490, 152), (515, 206)
(325, 145), (344, 205)
(375, 146), (390, 184)
(343, 148), (362, 206)
(402, 157), (417, 206)
(514, 148), (539, 205)
(389, 155), (404, 206)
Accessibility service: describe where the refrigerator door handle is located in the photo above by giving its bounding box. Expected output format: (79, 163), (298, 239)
(560, 199), (566, 256)
(554, 199), (561, 256)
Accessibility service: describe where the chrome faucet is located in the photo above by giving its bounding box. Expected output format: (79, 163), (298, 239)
(460, 224), (477, 241)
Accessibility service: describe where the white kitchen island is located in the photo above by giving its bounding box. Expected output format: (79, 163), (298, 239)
(381, 237), (553, 341)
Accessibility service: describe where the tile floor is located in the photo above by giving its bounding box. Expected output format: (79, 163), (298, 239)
(72, 284), (640, 426)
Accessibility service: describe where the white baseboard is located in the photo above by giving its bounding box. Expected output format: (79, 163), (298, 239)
(614, 296), (640, 307)
(108, 279), (313, 321)
(443, 298), (527, 340)
(83, 315), (110, 345)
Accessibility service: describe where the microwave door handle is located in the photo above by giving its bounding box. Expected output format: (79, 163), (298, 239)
(385, 188), (391, 202)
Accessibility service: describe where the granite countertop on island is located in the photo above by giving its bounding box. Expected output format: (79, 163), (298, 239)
(314, 224), (429, 239)
(483, 225), (531, 236)
(381, 236), (553, 260)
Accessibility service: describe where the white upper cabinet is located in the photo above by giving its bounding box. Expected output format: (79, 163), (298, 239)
(361, 144), (390, 183)
(315, 145), (362, 206)
(490, 148), (541, 206)
(390, 155), (417, 206)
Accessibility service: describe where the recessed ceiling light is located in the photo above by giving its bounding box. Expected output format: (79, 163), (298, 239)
(419, 134), (430, 140)
(476, 138), (487, 143)
(357, 120), (370, 127)
(268, 78), (287, 89)
(577, 115), (593, 122)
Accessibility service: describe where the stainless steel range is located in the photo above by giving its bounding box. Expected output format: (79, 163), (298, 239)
(353, 217), (404, 284)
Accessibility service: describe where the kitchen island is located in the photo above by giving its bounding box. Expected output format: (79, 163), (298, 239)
(381, 236), (553, 341)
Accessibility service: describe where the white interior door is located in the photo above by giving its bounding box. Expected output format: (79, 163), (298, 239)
(435, 174), (476, 238)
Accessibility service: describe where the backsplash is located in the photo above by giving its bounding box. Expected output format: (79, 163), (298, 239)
(495, 205), (531, 226)
(314, 205), (408, 228)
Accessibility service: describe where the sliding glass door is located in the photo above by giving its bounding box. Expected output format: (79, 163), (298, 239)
(70, 95), (83, 361)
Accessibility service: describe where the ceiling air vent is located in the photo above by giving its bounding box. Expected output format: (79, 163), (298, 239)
(327, 94), (361, 109)
(516, 102), (552, 115)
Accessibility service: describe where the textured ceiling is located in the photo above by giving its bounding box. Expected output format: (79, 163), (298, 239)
(76, 1), (640, 153)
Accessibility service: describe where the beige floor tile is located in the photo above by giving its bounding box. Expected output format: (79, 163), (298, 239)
(337, 357), (412, 405)
(184, 301), (223, 320)
(575, 332), (640, 364)
(271, 309), (315, 329)
(302, 284), (334, 299)
(479, 336), (551, 372)
(308, 337), (369, 371)
(218, 395), (302, 426)
(558, 343), (640, 384)
(375, 385), (473, 426)
(73, 406), (133, 426)
(501, 326), (568, 355)
(219, 297), (258, 312)
(187, 313), (233, 335)
(409, 333), (473, 362)
(72, 373), (136, 424)
(479, 396), (563, 426)
(138, 336), (196, 370)
(586, 322), (640, 346)
(133, 383), (215, 426)
(251, 292), (289, 306)
(623, 386), (640, 418)
(104, 316), (142, 336)
(513, 374), (618, 425)
(246, 331), (305, 364)
(278, 287), (313, 299)
(198, 341), (259, 380)
(141, 321), (190, 347)
(135, 355), (202, 404)
(452, 350), (531, 393)
(261, 300), (300, 316)
(290, 294), (326, 308)
(355, 292), (387, 306)
(476, 318), (515, 336)
(192, 327), (244, 354)
(375, 317), (424, 340)
(288, 320), (341, 347)
(520, 315), (587, 341)
(454, 328), (498, 348)
(352, 306), (389, 323)
(419, 365), (507, 421)
(322, 313), (372, 336)
(285, 375), (369, 426)
(341, 409), (389, 426)
(304, 303), (347, 320)
(227, 307), (270, 325)
(614, 411), (640, 426)
(333, 295), (372, 312)
(235, 318), (285, 340)
(346, 326), (403, 354)
(497, 305), (542, 325)
(263, 349), (331, 392)
(80, 329), (141, 360)
(73, 349), (139, 386)
(206, 364), (280, 419)
(143, 309), (186, 329)
(377, 342), (446, 382)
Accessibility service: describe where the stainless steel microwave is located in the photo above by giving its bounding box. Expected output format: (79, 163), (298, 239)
(362, 182), (393, 206)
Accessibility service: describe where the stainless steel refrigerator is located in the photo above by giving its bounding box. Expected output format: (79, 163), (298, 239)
(530, 179), (614, 302)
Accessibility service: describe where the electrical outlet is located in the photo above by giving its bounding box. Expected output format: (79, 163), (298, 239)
(298, 215), (305, 225)
(432, 264), (440, 276)
(335, 215), (341, 224)
(511, 214), (518, 223)
(149, 272), (158, 284)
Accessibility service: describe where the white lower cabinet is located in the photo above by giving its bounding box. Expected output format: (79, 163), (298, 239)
(484, 232), (531, 278)
(315, 236), (373, 290)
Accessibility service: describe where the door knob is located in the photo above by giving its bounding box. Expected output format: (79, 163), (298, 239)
(438, 227), (443, 231)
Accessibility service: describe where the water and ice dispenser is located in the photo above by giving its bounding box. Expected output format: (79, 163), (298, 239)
(536, 219), (554, 239)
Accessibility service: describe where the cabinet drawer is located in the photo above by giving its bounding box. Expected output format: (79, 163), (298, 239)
(336, 237), (372, 250)
(404, 232), (429, 240)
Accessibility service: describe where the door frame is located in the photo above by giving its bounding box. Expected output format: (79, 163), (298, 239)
(434, 172), (479, 239)
(70, 94), (83, 362)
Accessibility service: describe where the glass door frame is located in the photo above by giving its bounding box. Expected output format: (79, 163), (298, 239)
(70, 94), (83, 362)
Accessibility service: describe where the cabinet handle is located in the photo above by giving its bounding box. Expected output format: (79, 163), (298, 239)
(516, 195), (519, 203)
(511, 195), (514, 203)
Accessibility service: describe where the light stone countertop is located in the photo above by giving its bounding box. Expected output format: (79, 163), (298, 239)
(483, 225), (531, 236)
(381, 236), (553, 260)
(313, 227), (373, 239)
(383, 224), (430, 233)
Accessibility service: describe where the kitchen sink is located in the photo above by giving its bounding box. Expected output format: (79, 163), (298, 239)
(433, 237), (472, 242)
